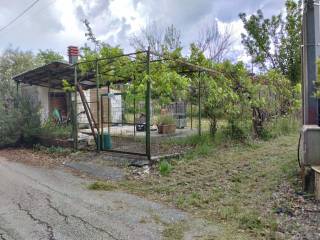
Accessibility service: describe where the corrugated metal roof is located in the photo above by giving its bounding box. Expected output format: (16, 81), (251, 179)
(13, 61), (75, 89)
(12, 61), (131, 90)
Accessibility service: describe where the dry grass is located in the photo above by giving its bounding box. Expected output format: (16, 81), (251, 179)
(119, 134), (299, 239)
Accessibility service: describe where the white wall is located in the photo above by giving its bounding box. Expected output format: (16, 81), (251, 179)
(37, 86), (49, 122)
(77, 90), (90, 124)
(110, 92), (122, 123)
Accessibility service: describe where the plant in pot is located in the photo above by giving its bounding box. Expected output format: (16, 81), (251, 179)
(157, 115), (176, 134)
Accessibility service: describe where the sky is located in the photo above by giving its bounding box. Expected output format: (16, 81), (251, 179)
(0, 0), (287, 63)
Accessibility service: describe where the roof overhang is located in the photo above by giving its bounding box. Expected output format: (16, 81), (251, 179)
(13, 61), (76, 90)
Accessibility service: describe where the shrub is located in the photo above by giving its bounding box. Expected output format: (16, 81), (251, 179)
(39, 119), (72, 139)
(0, 95), (41, 147)
(223, 120), (250, 141)
(157, 115), (176, 125)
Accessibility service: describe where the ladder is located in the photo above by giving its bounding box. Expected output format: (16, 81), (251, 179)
(76, 83), (99, 146)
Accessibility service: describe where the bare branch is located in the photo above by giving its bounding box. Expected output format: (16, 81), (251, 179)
(196, 19), (233, 62)
(129, 21), (181, 55)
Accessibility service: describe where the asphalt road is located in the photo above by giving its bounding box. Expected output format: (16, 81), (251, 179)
(0, 157), (218, 240)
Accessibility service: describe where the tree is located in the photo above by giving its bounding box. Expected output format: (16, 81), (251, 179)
(188, 44), (243, 136)
(0, 48), (41, 147)
(130, 22), (182, 55)
(196, 19), (233, 62)
(0, 47), (36, 105)
(239, 0), (302, 84)
(36, 49), (64, 65)
(281, 0), (302, 85)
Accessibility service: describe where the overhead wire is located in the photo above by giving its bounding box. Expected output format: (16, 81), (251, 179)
(0, 0), (41, 33)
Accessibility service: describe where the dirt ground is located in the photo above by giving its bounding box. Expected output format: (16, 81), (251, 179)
(0, 148), (67, 168)
(273, 182), (320, 240)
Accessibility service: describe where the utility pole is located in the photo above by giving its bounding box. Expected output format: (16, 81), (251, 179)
(301, 0), (320, 193)
(302, 0), (320, 125)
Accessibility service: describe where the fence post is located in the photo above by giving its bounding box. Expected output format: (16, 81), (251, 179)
(198, 71), (202, 136)
(107, 83), (111, 134)
(133, 79), (136, 137)
(146, 47), (151, 160)
(73, 65), (78, 150)
(96, 60), (101, 152)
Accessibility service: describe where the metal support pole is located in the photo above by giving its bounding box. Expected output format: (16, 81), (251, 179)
(198, 72), (201, 136)
(107, 83), (111, 134)
(101, 94), (104, 149)
(146, 47), (151, 160)
(133, 81), (136, 137)
(74, 66), (78, 150)
(96, 61), (101, 152)
(16, 81), (19, 97)
(190, 104), (193, 130)
(14, 81), (20, 108)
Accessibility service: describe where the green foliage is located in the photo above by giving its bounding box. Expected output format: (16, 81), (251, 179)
(157, 115), (176, 125)
(262, 115), (300, 140)
(0, 48), (37, 104)
(249, 70), (301, 137)
(159, 160), (173, 176)
(39, 120), (72, 139)
(188, 46), (253, 136)
(222, 122), (250, 141)
(35, 49), (64, 65)
(0, 95), (41, 147)
(315, 59), (320, 98)
(238, 211), (264, 230)
(33, 144), (72, 155)
(80, 44), (189, 106)
(62, 79), (75, 92)
(255, 70), (294, 114)
(79, 35), (301, 141)
(239, 0), (302, 84)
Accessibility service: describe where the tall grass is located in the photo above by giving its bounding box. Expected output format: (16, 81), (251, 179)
(262, 115), (300, 139)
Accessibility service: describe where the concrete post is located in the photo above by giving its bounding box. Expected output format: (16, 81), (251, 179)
(303, 0), (320, 125)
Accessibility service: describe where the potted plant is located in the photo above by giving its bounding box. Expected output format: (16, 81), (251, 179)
(157, 115), (176, 134)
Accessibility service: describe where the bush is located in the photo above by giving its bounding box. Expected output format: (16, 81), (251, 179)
(0, 95), (41, 147)
(222, 120), (250, 141)
(39, 119), (72, 139)
(157, 115), (176, 125)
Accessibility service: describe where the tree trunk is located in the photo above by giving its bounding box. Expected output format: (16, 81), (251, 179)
(209, 117), (217, 136)
(252, 107), (264, 137)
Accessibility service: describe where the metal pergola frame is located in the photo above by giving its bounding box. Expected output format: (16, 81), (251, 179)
(13, 47), (220, 160)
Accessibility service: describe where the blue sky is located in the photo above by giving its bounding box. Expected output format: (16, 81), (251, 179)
(0, 0), (286, 62)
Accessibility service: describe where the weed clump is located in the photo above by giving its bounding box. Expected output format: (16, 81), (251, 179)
(87, 181), (117, 191)
(159, 160), (173, 176)
(33, 144), (71, 156)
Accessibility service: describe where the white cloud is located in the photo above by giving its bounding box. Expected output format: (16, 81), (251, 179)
(0, 0), (286, 62)
(217, 19), (252, 63)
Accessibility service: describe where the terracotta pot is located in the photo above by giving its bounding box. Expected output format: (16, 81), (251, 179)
(158, 124), (176, 134)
